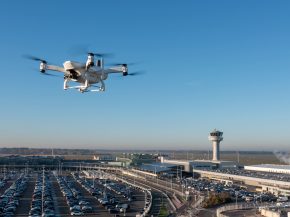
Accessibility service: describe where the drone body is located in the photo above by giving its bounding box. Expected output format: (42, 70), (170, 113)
(29, 53), (129, 93)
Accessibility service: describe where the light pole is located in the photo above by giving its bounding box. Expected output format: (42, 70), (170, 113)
(25, 163), (28, 175)
(235, 191), (238, 208)
(155, 166), (158, 184)
(42, 165), (45, 215)
(93, 172), (95, 189)
(3, 165), (6, 179)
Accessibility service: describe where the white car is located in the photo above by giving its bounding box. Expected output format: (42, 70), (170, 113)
(70, 205), (81, 211)
(70, 211), (84, 216)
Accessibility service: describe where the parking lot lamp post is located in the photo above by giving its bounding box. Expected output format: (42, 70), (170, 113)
(58, 161), (60, 174)
(42, 165), (45, 215)
(235, 191), (238, 208)
(3, 165), (6, 179)
(155, 167), (158, 184)
(93, 172), (95, 189)
(25, 163), (28, 175)
(165, 179), (168, 195)
(182, 184), (184, 198)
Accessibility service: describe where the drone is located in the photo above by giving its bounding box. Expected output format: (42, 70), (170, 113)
(26, 53), (138, 93)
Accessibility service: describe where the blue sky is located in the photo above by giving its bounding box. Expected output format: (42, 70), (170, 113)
(0, 0), (290, 151)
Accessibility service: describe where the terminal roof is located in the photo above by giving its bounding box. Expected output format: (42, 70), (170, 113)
(247, 164), (290, 170)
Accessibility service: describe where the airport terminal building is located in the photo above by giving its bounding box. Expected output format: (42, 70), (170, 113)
(193, 169), (290, 196)
(160, 157), (238, 172)
(244, 164), (290, 174)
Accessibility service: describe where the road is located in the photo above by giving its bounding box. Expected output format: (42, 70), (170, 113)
(110, 172), (177, 214)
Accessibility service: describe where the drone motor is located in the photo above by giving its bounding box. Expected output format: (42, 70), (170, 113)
(122, 64), (128, 76)
(40, 61), (47, 73)
(86, 53), (95, 70)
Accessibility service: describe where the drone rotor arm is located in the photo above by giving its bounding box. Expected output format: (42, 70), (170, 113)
(46, 65), (66, 73)
(104, 66), (127, 75)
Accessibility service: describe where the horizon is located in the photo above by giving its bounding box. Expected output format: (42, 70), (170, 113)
(0, 146), (286, 153)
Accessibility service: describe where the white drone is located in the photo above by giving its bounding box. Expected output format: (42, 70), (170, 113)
(26, 53), (137, 93)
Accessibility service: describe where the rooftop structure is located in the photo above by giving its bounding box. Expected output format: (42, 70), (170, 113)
(160, 157), (237, 172)
(193, 168), (290, 196)
(93, 154), (116, 161)
(139, 162), (179, 173)
(244, 164), (290, 174)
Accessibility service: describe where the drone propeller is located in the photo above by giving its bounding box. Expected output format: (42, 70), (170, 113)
(109, 62), (136, 67)
(24, 55), (62, 77)
(30, 67), (62, 78)
(127, 71), (145, 76)
(87, 52), (112, 58)
(68, 45), (113, 57)
(23, 55), (47, 63)
(41, 72), (62, 77)
(114, 70), (145, 78)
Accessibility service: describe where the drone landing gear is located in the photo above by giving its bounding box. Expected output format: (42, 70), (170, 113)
(63, 78), (105, 93)
(99, 80), (105, 92)
(64, 78), (69, 90)
(81, 80), (105, 92)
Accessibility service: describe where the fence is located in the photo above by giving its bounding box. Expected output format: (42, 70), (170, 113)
(216, 203), (255, 217)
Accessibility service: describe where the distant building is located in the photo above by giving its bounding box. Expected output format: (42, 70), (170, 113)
(191, 160), (237, 170)
(93, 154), (116, 161)
(245, 164), (290, 174)
(160, 157), (237, 172)
(130, 153), (156, 166)
(193, 169), (290, 196)
(115, 157), (132, 167)
(139, 162), (179, 174)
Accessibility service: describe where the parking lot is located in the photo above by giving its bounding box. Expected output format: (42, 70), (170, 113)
(71, 171), (146, 217)
(180, 176), (279, 204)
(15, 175), (36, 216)
(0, 172), (29, 216)
(0, 170), (147, 217)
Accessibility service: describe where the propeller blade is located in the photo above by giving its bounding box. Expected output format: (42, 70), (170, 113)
(41, 72), (62, 77)
(88, 52), (113, 58)
(31, 67), (62, 78)
(67, 44), (90, 56)
(109, 62), (136, 66)
(68, 45), (114, 58)
(23, 55), (47, 63)
(127, 71), (145, 76)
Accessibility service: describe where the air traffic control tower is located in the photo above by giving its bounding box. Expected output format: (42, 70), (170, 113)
(208, 129), (223, 161)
